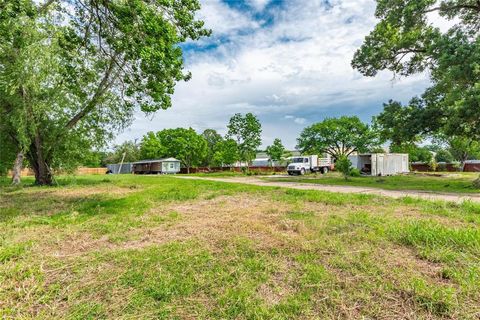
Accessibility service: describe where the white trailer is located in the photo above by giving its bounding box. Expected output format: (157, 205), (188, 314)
(287, 155), (333, 175)
(348, 153), (409, 176)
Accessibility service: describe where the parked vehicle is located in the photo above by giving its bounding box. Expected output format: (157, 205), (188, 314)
(287, 155), (333, 175)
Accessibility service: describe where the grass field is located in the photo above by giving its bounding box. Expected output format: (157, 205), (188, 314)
(1, 175), (480, 319)
(266, 172), (480, 194)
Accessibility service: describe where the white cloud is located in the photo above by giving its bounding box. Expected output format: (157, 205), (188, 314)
(196, 0), (259, 36)
(116, 0), (431, 149)
(247, 0), (270, 11)
(294, 117), (306, 125)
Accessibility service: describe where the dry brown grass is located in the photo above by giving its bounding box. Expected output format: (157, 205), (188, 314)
(2, 176), (480, 319)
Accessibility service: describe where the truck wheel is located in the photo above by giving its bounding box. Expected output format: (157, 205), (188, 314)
(300, 168), (305, 175)
(288, 172), (293, 176)
(322, 167), (328, 174)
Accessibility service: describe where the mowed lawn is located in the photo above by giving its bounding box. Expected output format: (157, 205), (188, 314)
(1, 175), (480, 319)
(267, 172), (480, 194)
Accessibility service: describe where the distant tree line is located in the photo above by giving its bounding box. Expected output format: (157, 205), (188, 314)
(11, 109), (479, 176)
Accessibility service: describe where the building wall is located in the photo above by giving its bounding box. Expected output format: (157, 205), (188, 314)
(349, 154), (409, 176)
(162, 161), (181, 173)
(107, 163), (133, 174)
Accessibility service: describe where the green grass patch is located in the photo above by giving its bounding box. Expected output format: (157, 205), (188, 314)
(1, 174), (480, 318)
(267, 172), (480, 194)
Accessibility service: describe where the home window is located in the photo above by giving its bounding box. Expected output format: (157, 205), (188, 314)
(170, 163), (174, 169)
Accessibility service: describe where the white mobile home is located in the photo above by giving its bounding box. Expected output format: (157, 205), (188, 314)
(348, 153), (409, 176)
(132, 158), (181, 174)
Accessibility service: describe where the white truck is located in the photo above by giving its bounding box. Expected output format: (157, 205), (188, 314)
(287, 155), (333, 175)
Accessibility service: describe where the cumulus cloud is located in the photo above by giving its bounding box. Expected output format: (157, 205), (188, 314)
(116, 0), (430, 149)
(294, 117), (306, 125)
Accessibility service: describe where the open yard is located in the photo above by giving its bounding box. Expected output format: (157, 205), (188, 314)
(266, 172), (480, 194)
(1, 175), (480, 319)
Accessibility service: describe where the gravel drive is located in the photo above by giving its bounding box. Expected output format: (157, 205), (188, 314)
(174, 175), (480, 203)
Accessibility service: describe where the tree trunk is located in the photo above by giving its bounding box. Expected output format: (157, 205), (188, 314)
(11, 152), (24, 185)
(458, 153), (468, 172)
(187, 166), (190, 174)
(27, 133), (53, 185)
(32, 160), (52, 185)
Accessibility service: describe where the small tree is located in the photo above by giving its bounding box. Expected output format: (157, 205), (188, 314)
(140, 128), (207, 174)
(435, 149), (454, 163)
(201, 129), (223, 167)
(390, 144), (432, 163)
(297, 116), (378, 160)
(227, 113), (262, 165)
(447, 137), (480, 166)
(213, 139), (239, 167)
(265, 138), (286, 166)
(336, 156), (352, 180)
(140, 132), (165, 160)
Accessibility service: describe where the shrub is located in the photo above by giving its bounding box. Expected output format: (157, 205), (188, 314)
(429, 159), (438, 172)
(473, 176), (480, 189)
(437, 163), (447, 172)
(336, 156), (352, 180)
(452, 162), (462, 172)
(350, 168), (361, 177)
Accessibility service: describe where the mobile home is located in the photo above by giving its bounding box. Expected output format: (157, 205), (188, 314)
(132, 158), (181, 174)
(348, 153), (409, 176)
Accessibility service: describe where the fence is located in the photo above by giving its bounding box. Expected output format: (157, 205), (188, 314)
(7, 167), (108, 177)
(179, 166), (287, 174)
(464, 163), (480, 172)
(410, 162), (480, 172)
(410, 163), (459, 172)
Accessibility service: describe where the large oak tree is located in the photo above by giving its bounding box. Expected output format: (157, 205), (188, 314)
(353, 0), (480, 151)
(0, 0), (209, 185)
(297, 116), (378, 159)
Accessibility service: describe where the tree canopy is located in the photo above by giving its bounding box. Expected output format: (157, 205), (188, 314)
(104, 141), (141, 165)
(447, 136), (480, 164)
(390, 143), (433, 163)
(353, 0), (480, 147)
(212, 139), (239, 167)
(265, 138), (286, 165)
(0, 0), (209, 184)
(140, 128), (207, 173)
(297, 116), (378, 159)
(201, 129), (223, 167)
(227, 113), (262, 164)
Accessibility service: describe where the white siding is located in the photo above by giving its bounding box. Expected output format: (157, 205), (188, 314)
(349, 154), (409, 176)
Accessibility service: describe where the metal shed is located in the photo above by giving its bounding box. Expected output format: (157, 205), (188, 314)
(107, 163), (133, 174)
(348, 153), (409, 176)
(132, 158), (181, 174)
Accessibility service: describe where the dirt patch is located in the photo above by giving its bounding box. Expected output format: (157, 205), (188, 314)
(34, 195), (300, 259)
(122, 194), (300, 252)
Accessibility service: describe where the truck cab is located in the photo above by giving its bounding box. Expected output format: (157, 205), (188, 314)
(287, 155), (332, 175)
(287, 157), (311, 175)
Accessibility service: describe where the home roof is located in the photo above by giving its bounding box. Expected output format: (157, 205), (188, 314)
(133, 158), (180, 164)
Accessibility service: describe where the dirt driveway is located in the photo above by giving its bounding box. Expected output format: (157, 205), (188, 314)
(175, 176), (480, 204)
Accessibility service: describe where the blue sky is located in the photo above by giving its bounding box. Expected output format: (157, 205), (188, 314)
(117, 0), (431, 149)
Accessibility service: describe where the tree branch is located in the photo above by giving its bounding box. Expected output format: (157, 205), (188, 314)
(423, 4), (480, 14)
(38, 0), (56, 14)
(64, 57), (118, 130)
